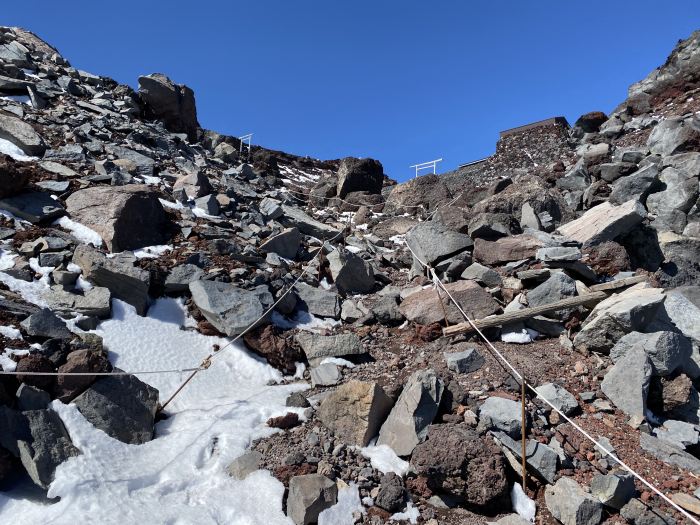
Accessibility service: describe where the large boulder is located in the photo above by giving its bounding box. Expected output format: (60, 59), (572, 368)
(295, 332), (365, 366)
(287, 474), (338, 525)
(280, 205), (340, 239)
(610, 331), (692, 376)
(399, 279), (499, 326)
(0, 113), (47, 156)
(647, 117), (700, 156)
(478, 396), (526, 438)
(601, 345), (652, 421)
(137, 73), (199, 140)
(336, 157), (384, 198)
(573, 286), (665, 353)
(383, 174), (451, 215)
(71, 372), (159, 445)
(544, 477), (603, 525)
(189, 280), (265, 337)
(405, 221), (473, 268)
(65, 185), (171, 253)
(326, 247), (375, 294)
(411, 424), (509, 509)
(18, 409), (80, 490)
(259, 228), (301, 260)
(377, 369), (444, 456)
(294, 282), (341, 319)
(20, 308), (72, 340)
(473, 234), (546, 265)
(317, 380), (393, 446)
(608, 164), (660, 205)
(557, 200), (647, 248)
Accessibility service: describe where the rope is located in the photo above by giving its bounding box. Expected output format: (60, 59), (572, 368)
(419, 262), (700, 524)
(159, 211), (355, 411)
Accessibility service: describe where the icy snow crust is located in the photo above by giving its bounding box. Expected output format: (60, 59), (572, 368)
(0, 298), (305, 525)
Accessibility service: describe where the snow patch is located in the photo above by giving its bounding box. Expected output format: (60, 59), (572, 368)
(511, 483), (536, 523)
(318, 483), (364, 525)
(0, 137), (37, 162)
(359, 444), (409, 476)
(320, 357), (355, 368)
(54, 217), (103, 247)
(271, 310), (340, 332)
(390, 502), (419, 523)
(133, 245), (172, 259)
(0, 325), (22, 340)
(501, 327), (539, 344)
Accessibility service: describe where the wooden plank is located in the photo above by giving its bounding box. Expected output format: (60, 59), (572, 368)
(442, 291), (609, 337)
(588, 275), (646, 292)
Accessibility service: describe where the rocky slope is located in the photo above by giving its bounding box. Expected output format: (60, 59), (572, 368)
(0, 25), (700, 525)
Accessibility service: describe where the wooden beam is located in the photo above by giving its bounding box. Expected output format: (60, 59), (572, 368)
(442, 291), (609, 337)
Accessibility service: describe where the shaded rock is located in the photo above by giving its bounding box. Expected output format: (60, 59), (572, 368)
(164, 264), (204, 293)
(0, 113), (46, 156)
(138, 73), (198, 140)
(383, 174), (451, 215)
(601, 345), (651, 420)
(473, 234), (545, 265)
(260, 227), (301, 260)
(657, 236), (700, 287)
(20, 308), (71, 339)
(15, 355), (55, 392)
(242, 325), (302, 376)
(371, 294), (403, 326)
(317, 380), (393, 446)
(194, 194), (219, 216)
(267, 412), (300, 429)
(18, 409), (80, 490)
(294, 282), (341, 319)
(0, 191), (64, 223)
(608, 164), (659, 205)
(65, 185), (171, 252)
(545, 477), (603, 525)
(610, 331), (691, 376)
(399, 279), (499, 326)
(444, 347), (485, 374)
(15, 384), (50, 411)
(0, 154), (31, 197)
(377, 369), (444, 456)
(648, 117), (700, 156)
(406, 221), (473, 267)
(590, 473), (635, 509)
(653, 419), (699, 449)
(557, 200), (647, 248)
(575, 111), (608, 133)
(336, 157), (384, 198)
(287, 474), (338, 525)
(526, 272), (576, 318)
(172, 171), (213, 199)
(189, 280), (265, 337)
(467, 213), (519, 240)
(71, 372), (159, 445)
(583, 241), (631, 276)
(647, 166), (699, 233)
(376, 472), (406, 513)
(536, 383), (578, 415)
(639, 432), (700, 471)
(295, 332), (364, 366)
(574, 286), (665, 353)
(327, 247), (374, 295)
(411, 423), (509, 509)
(460, 262), (502, 288)
(478, 396), (526, 438)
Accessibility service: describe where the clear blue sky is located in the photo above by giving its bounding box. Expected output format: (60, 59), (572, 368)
(5, 2), (699, 181)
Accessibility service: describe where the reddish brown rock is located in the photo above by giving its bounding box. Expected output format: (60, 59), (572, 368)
(243, 325), (303, 376)
(267, 412), (300, 430)
(574, 111), (608, 133)
(584, 241), (631, 276)
(473, 234), (546, 265)
(15, 354), (55, 392)
(55, 348), (112, 402)
(0, 154), (32, 198)
(399, 280), (500, 326)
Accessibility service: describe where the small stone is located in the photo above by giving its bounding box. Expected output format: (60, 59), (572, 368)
(226, 451), (262, 480)
(444, 347), (485, 374)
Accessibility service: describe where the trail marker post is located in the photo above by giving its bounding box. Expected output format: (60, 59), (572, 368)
(410, 158), (443, 178)
(239, 133), (253, 162)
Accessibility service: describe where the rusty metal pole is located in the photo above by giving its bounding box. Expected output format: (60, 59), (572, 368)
(521, 378), (527, 490)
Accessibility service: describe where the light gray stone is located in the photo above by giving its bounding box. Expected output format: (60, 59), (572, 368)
(545, 477), (603, 525)
(294, 282), (341, 319)
(601, 345), (651, 420)
(310, 363), (341, 387)
(260, 227), (301, 260)
(608, 164), (659, 205)
(610, 331), (692, 376)
(164, 264), (204, 293)
(444, 347), (485, 374)
(189, 280), (265, 337)
(295, 332), (365, 366)
(478, 396), (525, 438)
(653, 419), (699, 449)
(460, 262), (502, 288)
(287, 474), (338, 525)
(640, 432), (700, 471)
(536, 383), (578, 416)
(226, 450), (262, 480)
(648, 117), (700, 156)
(405, 221), (473, 268)
(557, 200), (646, 248)
(0, 113), (47, 156)
(20, 308), (72, 340)
(536, 246), (582, 263)
(377, 369), (443, 456)
(327, 247), (375, 294)
(590, 473), (635, 509)
(281, 204), (340, 239)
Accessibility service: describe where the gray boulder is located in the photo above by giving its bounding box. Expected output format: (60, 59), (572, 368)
(16, 384), (51, 411)
(138, 73), (199, 140)
(536, 246), (582, 263)
(0, 192), (64, 223)
(608, 164), (659, 205)
(226, 450), (262, 480)
(478, 396), (526, 438)
(557, 199), (646, 248)
(65, 185), (171, 252)
(375, 472), (406, 513)
(164, 264), (204, 293)
(536, 383), (578, 415)
(527, 272), (576, 319)
(294, 282), (341, 319)
(259, 228), (301, 260)
(194, 194), (219, 216)
(653, 419), (699, 449)
(327, 247), (374, 294)
(377, 369), (444, 456)
(460, 262), (502, 288)
(295, 332), (365, 366)
(280, 205), (340, 239)
(44, 285), (112, 318)
(648, 116), (700, 156)
(172, 171), (213, 199)
(601, 345), (651, 420)
(545, 477), (603, 525)
(189, 280), (265, 336)
(20, 308), (72, 339)
(0, 113), (47, 156)
(610, 331), (691, 376)
(287, 474), (338, 525)
(71, 372), (159, 445)
(647, 166), (699, 233)
(336, 157), (384, 198)
(494, 431), (558, 483)
(590, 473), (635, 509)
(444, 346), (485, 374)
(18, 409), (80, 490)
(405, 221), (473, 268)
(639, 432), (700, 471)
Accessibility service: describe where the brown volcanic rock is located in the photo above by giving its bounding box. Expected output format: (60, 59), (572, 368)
(399, 279), (500, 326)
(65, 185), (172, 252)
(0, 154), (32, 198)
(411, 423), (509, 509)
(473, 234), (546, 265)
(138, 73), (199, 140)
(583, 241), (631, 276)
(243, 325), (303, 376)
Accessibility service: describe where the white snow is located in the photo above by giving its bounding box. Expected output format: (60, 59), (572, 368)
(192, 207), (219, 219)
(390, 502), (419, 523)
(0, 248), (50, 307)
(140, 175), (161, 185)
(158, 198), (184, 210)
(318, 483), (364, 525)
(319, 277), (332, 290)
(320, 357), (355, 368)
(345, 245), (362, 254)
(133, 245), (172, 259)
(359, 444), (409, 476)
(0, 137), (37, 162)
(1, 94), (30, 104)
(0, 297), (305, 524)
(0, 325), (22, 340)
(271, 310), (340, 332)
(54, 217), (104, 247)
(501, 327), (539, 344)
(511, 483), (536, 523)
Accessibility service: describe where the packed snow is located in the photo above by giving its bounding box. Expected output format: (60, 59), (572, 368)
(133, 245), (172, 259)
(360, 444), (410, 476)
(0, 137), (37, 162)
(271, 310), (340, 332)
(54, 217), (104, 247)
(0, 298), (307, 524)
(511, 483), (536, 523)
(0, 325), (22, 340)
(0, 247), (51, 307)
(318, 483), (364, 525)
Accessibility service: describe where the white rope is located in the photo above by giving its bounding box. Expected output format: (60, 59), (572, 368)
(421, 262), (700, 524)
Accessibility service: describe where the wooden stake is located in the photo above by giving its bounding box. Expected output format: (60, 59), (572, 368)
(521, 377), (527, 490)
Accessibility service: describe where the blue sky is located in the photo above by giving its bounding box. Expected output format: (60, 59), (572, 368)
(5, 2), (700, 181)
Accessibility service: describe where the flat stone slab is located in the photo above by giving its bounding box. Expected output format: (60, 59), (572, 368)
(557, 199), (646, 247)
